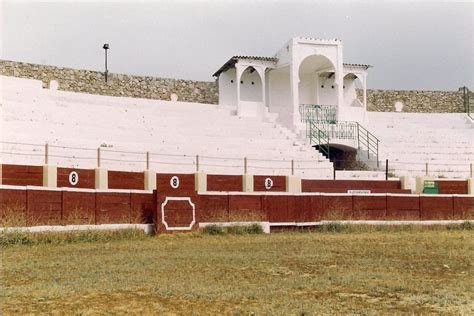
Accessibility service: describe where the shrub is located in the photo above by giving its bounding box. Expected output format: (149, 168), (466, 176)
(227, 223), (264, 235)
(323, 222), (347, 233)
(202, 224), (225, 235)
(202, 224), (264, 235)
(447, 221), (473, 231)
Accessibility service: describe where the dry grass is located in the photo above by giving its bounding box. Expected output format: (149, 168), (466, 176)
(1, 229), (473, 314)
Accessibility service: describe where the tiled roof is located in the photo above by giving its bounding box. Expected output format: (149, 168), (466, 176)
(213, 56), (277, 77)
(232, 56), (278, 62)
(343, 63), (372, 69)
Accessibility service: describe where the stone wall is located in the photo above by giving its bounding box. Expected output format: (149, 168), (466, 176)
(0, 59), (469, 112)
(0, 59), (218, 104)
(357, 89), (466, 113)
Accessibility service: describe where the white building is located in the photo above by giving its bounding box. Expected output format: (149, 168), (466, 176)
(213, 37), (370, 130)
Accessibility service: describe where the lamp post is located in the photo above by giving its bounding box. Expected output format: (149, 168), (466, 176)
(103, 43), (110, 82)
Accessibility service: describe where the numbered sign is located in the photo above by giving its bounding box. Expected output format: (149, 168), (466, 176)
(69, 171), (79, 186)
(264, 177), (273, 190)
(170, 176), (180, 189)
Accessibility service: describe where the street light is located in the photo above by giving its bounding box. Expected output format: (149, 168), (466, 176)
(103, 43), (110, 82)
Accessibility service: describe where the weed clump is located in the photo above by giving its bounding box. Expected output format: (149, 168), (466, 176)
(202, 224), (226, 235)
(447, 221), (473, 231)
(0, 229), (148, 247)
(202, 223), (264, 236)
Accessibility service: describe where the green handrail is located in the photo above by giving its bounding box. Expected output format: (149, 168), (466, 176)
(356, 122), (380, 167)
(299, 104), (337, 123)
(463, 87), (473, 119)
(307, 120), (330, 158)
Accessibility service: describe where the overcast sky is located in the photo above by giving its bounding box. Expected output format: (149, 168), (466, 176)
(1, 0), (473, 90)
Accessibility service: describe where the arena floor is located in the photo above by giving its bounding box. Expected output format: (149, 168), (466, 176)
(1, 228), (473, 314)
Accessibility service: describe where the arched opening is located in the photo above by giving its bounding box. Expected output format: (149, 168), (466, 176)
(298, 54), (335, 106)
(343, 73), (363, 107)
(239, 66), (263, 102)
(314, 143), (369, 170)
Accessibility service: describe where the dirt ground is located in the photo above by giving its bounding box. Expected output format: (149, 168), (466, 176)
(1, 229), (473, 314)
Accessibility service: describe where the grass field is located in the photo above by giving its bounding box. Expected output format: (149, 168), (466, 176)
(1, 227), (473, 314)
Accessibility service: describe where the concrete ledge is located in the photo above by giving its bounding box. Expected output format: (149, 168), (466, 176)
(0, 223), (154, 235)
(270, 220), (474, 227)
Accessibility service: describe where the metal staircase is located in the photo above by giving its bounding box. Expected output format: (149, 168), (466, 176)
(300, 105), (380, 166)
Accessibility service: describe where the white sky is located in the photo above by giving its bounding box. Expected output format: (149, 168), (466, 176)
(1, 0), (473, 90)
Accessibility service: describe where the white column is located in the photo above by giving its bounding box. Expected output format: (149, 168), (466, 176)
(290, 60), (299, 127)
(336, 74), (343, 121)
(336, 43), (344, 121)
(235, 64), (244, 116)
(315, 74), (320, 104)
(363, 74), (367, 110)
(256, 66), (266, 117)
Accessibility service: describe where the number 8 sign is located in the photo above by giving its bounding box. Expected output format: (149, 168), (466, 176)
(69, 171), (79, 186)
(264, 177), (273, 190)
(170, 176), (180, 189)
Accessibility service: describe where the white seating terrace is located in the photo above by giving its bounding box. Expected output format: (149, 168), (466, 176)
(0, 76), (333, 178)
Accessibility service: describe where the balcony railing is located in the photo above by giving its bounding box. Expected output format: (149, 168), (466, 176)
(299, 104), (337, 123)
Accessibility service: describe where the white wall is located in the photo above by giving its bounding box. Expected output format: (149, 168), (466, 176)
(343, 76), (363, 107)
(218, 68), (237, 107)
(317, 75), (337, 106)
(298, 73), (316, 105)
(268, 67), (292, 126)
(240, 67), (262, 102)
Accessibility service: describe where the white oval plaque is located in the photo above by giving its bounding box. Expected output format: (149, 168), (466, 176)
(264, 177), (273, 190)
(170, 176), (180, 189)
(69, 171), (79, 186)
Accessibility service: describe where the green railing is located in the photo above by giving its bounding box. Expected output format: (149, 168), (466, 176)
(306, 120), (330, 158)
(299, 104), (337, 123)
(305, 120), (380, 166)
(314, 121), (358, 139)
(300, 104), (379, 165)
(462, 86), (473, 119)
(356, 122), (380, 167)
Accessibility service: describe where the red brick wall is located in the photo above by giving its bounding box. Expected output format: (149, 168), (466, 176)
(0, 188), (153, 226)
(0, 189), (27, 222)
(353, 195), (387, 220)
(386, 195), (420, 220)
(95, 193), (131, 224)
(131, 193), (154, 223)
(437, 181), (468, 194)
(57, 168), (95, 189)
(108, 171), (144, 190)
(254, 176), (286, 192)
(302, 180), (402, 193)
(207, 175), (241, 192)
(27, 189), (63, 225)
(2, 164), (43, 186)
(453, 196), (474, 219)
(420, 196), (453, 220)
(156, 173), (195, 196)
(62, 191), (96, 224)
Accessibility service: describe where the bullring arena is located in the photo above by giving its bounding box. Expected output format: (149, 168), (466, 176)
(1, 35), (473, 314)
(1, 37), (473, 233)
